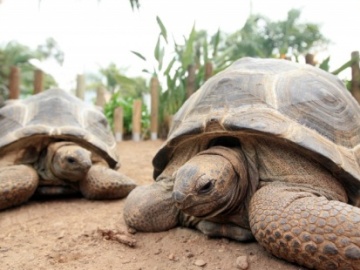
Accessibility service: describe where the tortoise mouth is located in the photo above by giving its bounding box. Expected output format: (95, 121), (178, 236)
(175, 199), (216, 218)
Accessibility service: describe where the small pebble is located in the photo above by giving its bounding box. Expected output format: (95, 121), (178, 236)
(194, 259), (206, 267)
(236, 255), (249, 269)
(186, 251), (194, 258)
(128, 227), (137, 234)
(168, 253), (175, 261)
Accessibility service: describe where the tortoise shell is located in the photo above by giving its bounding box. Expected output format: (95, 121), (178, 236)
(153, 57), (360, 204)
(0, 88), (119, 168)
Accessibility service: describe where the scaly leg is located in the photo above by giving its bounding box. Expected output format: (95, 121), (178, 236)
(249, 182), (360, 270)
(0, 165), (39, 210)
(80, 165), (136, 199)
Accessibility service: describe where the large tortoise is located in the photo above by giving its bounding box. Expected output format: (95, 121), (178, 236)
(124, 58), (360, 269)
(0, 88), (136, 210)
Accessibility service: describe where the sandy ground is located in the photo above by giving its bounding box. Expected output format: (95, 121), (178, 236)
(0, 140), (307, 270)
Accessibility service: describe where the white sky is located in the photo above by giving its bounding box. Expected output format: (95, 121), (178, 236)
(0, 0), (359, 88)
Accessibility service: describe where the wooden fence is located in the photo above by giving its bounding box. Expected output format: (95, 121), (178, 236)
(5, 51), (360, 141)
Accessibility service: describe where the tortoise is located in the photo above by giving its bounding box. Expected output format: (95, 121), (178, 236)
(0, 88), (136, 210)
(124, 58), (360, 270)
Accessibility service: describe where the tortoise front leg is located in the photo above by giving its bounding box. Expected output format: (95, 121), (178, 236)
(79, 165), (136, 199)
(0, 165), (39, 210)
(249, 182), (360, 270)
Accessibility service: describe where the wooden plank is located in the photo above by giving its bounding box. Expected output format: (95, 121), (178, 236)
(76, 74), (85, 100)
(114, 106), (124, 142)
(205, 61), (213, 81)
(33, 69), (44, 94)
(150, 76), (159, 140)
(9, 66), (20, 99)
(351, 51), (360, 103)
(186, 64), (196, 98)
(95, 86), (107, 108)
(132, 99), (142, 141)
(305, 53), (316, 66)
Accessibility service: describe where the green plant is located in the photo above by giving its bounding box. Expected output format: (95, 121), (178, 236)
(132, 17), (223, 124)
(104, 91), (150, 138)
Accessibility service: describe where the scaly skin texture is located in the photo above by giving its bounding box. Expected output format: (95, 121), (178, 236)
(0, 165), (39, 210)
(249, 182), (360, 270)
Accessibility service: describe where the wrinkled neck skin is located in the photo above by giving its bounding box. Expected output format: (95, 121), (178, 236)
(204, 145), (259, 229)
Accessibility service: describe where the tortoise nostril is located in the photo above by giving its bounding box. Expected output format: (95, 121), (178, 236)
(172, 191), (186, 203)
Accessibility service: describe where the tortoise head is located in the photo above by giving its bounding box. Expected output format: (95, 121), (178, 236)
(172, 146), (249, 218)
(51, 142), (92, 182)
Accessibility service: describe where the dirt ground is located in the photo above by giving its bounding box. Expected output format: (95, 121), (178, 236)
(0, 140), (307, 270)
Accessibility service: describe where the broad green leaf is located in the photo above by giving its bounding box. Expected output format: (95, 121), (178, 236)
(131, 50), (147, 61)
(182, 24), (196, 69)
(163, 57), (176, 75)
(212, 29), (221, 57)
(319, 56), (330, 72)
(156, 16), (168, 43)
(142, 69), (151, 74)
(114, 73), (135, 85)
(203, 38), (208, 63)
(158, 47), (165, 71)
(154, 36), (161, 62)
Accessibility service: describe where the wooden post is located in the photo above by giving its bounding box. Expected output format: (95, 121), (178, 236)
(95, 86), (107, 108)
(132, 99), (142, 141)
(9, 66), (20, 99)
(186, 64), (196, 99)
(305, 53), (316, 66)
(33, 69), (44, 94)
(204, 61), (213, 81)
(114, 107), (124, 142)
(150, 76), (159, 140)
(76, 74), (85, 100)
(351, 51), (360, 103)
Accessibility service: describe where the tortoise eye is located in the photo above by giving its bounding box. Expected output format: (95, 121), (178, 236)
(66, 157), (76, 164)
(198, 181), (213, 194)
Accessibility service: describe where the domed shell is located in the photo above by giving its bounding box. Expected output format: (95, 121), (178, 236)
(153, 58), (360, 203)
(0, 88), (119, 168)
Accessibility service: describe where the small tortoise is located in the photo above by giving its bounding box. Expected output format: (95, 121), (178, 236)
(124, 58), (360, 269)
(0, 88), (136, 210)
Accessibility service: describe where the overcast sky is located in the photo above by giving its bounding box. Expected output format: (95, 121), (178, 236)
(0, 0), (359, 88)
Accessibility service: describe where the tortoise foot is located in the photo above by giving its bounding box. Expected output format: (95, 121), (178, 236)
(0, 165), (39, 210)
(79, 165), (136, 200)
(124, 182), (179, 232)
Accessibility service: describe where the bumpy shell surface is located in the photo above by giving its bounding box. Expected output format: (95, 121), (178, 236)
(0, 88), (118, 168)
(153, 58), (360, 203)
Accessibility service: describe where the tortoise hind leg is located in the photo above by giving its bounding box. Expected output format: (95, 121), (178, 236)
(0, 165), (39, 210)
(249, 182), (360, 270)
(79, 165), (136, 200)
